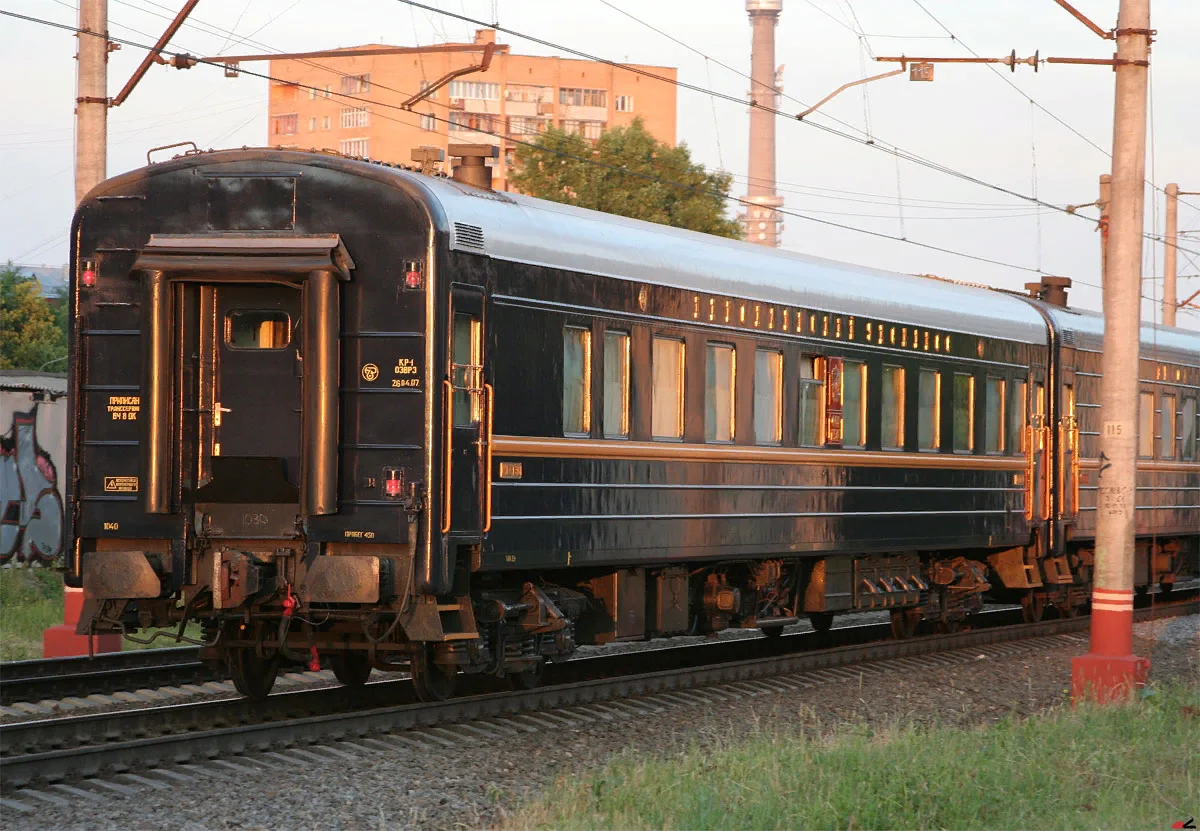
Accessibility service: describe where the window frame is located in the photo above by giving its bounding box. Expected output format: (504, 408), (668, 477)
(753, 348), (783, 446)
(984, 376), (1006, 454)
(602, 330), (631, 439)
(953, 373), (976, 453)
(842, 359), (867, 449)
(1138, 390), (1156, 458)
(917, 368), (941, 452)
(1010, 377), (1028, 454)
(1181, 396), (1197, 461)
(562, 326), (592, 437)
(223, 309), (292, 350)
(880, 364), (905, 451)
(704, 343), (737, 443)
(798, 355), (825, 447)
(651, 335), (686, 441)
(1161, 392), (1176, 460)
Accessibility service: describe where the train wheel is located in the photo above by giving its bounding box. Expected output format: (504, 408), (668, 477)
(410, 646), (456, 702)
(511, 661), (544, 690)
(807, 612), (834, 634)
(1159, 581), (1175, 600)
(1021, 593), (1046, 624)
(331, 653), (372, 687)
(229, 649), (279, 701)
(760, 625), (785, 639)
(935, 618), (963, 634)
(889, 609), (921, 639)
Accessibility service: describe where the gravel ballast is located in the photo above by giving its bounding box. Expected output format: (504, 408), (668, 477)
(3, 614), (1196, 831)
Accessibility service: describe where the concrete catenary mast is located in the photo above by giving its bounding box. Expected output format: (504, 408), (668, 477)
(742, 0), (784, 247)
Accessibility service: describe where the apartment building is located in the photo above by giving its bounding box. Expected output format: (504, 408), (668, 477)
(266, 30), (678, 191)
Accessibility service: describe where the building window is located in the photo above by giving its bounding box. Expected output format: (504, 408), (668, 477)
(340, 74), (370, 95)
(419, 80), (438, 100)
(508, 116), (549, 136)
(1010, 378), (1027, 453)
(272, 113), (298, 135)
(322, 116), (331, 130)
(560, 87), (608, 107)
(881, 365), (905, 450)
(1182, 397), (1197, 460)
(308, 86), (318, 100)
(323, 85), (332, 99)
(918, 369), (940, 451)
(705, 344), (736, 443)
(339, 138), (369, 157)
(563, 327), (591, 436)
(754, 349), (783, 445)
(340, 107), (369, 128)
(843, 360), (867, 448)
(798, 356), (825, 446)
(1161, 393), (1176, 459)
(506, 84), (552, 103)
(449, 112), (500, 133)
(953, 373), (975, 452)
(420, 113), (436, 131)
(308, 116), (317, 132)
(985, 377), (1006, 453)
(603, 331), (630, 438)
(1138, 391), (1155, 457)
(448, 80), (500, 100)
(652, 337), (685, 440)
(560, 119), (604, 140)
(615, 95), (634, 112)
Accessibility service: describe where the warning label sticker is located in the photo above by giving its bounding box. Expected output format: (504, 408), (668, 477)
(107, 395), (140, 421)
(104, 476), (139, 493)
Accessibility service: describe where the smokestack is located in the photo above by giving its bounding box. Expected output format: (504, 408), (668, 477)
(742, 0), (783, 247)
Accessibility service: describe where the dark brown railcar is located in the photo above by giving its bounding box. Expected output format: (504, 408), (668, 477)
(66, 150), (1198, 699)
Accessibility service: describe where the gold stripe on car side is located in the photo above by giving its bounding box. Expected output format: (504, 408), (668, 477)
(491, 436), (1028, 471)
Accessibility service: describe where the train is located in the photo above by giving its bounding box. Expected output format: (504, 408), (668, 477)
(65, 148), (1199, 701)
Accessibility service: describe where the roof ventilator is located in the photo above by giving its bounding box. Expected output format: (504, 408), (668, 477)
(449, 143), (498, 191)
(1024, 275), (1072, 307)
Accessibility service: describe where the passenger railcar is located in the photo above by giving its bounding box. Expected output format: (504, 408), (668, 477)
(65, 149), (1199, 700)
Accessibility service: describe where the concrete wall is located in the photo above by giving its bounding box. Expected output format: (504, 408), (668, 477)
(1, 373), (68, 568)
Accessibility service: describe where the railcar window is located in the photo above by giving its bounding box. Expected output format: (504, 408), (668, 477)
(985, 377), (1006, 453)
(953, 374), (975, 453)
(603, 331), (630, 438)
(562, 327), (592, 436)
(881, 365), (905, 450)
(1010, 379), (1028, 453)
(798, 356), (825, 446)
(754, 350), (783, 445)
(705, 344), (736, 442)
(918, 369), (940, 451)
(652, 337), (685, 440)
(452, 313), (483, 426)
(1182, 398), (1197, 460)
(1138, 391), (1155, 458)
(1161, 393), (1176, 459)
(225, 310), (291, 349)
(843, 360), (867, 448)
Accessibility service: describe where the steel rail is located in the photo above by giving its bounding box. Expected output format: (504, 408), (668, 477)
(0, 648), (216, 706)
(2, 599), (1193, 791)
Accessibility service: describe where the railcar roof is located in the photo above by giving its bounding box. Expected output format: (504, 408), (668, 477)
(410, 170), (1051, 345)
(1043, 305), (1200, 368)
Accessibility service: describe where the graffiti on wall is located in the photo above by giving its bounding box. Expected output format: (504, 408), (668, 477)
(1, 406), (65, 567)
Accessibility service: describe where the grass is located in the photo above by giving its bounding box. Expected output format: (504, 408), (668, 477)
(0, 568), (202, 661)
(509, 683), (1200, 831)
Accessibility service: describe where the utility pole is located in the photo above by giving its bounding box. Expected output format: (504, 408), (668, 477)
(1071, 0), (1152, 703)
(1099, 173), (1112, 283)
(1164, 182), (1177, 325)
(75, 0), (109, 204)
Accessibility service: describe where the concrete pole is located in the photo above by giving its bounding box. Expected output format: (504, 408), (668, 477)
(1164, 182), (1178, 326)
(75, 0), (108, 205)
(743, 0), (783, 247)
(1099, 174), (1112, 284)
(1071, 0), (1152, 703)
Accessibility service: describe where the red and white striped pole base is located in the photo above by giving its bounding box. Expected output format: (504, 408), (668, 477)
(1070, 588), (1149, 703)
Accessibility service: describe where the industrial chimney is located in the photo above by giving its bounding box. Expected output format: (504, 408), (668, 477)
(742, 0), (784, 247)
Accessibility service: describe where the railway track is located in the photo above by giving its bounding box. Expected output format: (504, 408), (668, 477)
(0, 648), (214, 707)
(2, 597), (1193, 793)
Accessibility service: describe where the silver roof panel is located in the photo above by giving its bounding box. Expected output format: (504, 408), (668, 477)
(1045, 305), (1200, 368)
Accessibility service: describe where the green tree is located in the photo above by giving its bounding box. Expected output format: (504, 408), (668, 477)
(0, 262), (67, 371)
(509, 117), (742, 239)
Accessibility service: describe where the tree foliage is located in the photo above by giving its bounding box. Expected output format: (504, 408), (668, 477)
(0, 262), (67, 371)
(509, 118), (742, 240)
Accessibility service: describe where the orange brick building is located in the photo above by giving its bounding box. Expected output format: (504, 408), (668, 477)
(265, 30), (678, 191)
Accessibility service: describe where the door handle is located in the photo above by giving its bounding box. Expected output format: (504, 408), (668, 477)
(213, 402), (232, 427)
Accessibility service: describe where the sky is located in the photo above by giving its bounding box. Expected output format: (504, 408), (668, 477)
(2, 0), (1198, 330)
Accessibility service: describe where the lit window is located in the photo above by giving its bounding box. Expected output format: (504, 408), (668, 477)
(1138, 391), (1155, 457)
(225, 310), (290, 349)
(881, 365), (905, 450)
(953, 373), (975, 452)
(615, 95), (634, 112)
(563, 327), (591, 436)
(985, 377), (1006, 453)
(1010, 378), (1028, 453)
(652, 337), (685, 440)
(603, 331), (630, 438)
(705, 344), (736, 442)
(843, 360), (867, 448)
(452, 313), (482, 426)
(1182, 398), (1197, 460)
(1161, 393), (1176, 459)
(339, 138), (369, 157)
(918, 369), (940, 451)
(798, 356), (825, 446)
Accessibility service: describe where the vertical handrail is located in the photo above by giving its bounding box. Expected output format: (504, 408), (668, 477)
(143, 269), (171, 514)
(1025, 423), (1036, 521)
(482, 383), (494, 533)
(440, 379), (453, 534)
